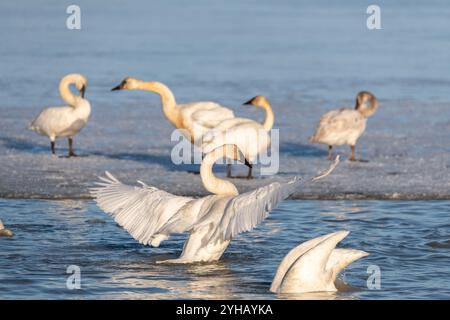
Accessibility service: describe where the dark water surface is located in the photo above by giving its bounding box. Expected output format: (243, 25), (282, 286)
(0, 199), (449, 299)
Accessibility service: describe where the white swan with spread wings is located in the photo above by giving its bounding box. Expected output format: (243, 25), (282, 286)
(91, 146), (339, 264)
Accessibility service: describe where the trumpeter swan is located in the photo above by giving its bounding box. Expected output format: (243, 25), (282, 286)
(270, 230), (368, 294)
(111, 77), (235, 144)
(91, 146), (339, 264)
(201, 96), (274, 178)
(310, 91), (378, 161)
(29, 73), (91, 157)
(0, 219), (13, 237)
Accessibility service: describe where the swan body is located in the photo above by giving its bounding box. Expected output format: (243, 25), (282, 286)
(91, 146), (338, 264)
(201, 96), (274, 178)
(29, 73), (90, 156)
(111, 78), (235, 144)
(270, 231), (369, 294)
(202, 119), (269, 163)
(310, 91), (378, 161)
(0, 219), (13, 237)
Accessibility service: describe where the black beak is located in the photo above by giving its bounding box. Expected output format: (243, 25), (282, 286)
(111, 79), (126, 91)
(111, 84), (122, 91)
(80, 85), (86, 98)
(244, 158), (253, 169)
(243, 98), (254, 105)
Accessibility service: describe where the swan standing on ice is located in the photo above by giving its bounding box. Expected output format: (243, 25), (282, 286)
(202, 96), (275, 179)
(310, 91), (378, 161)
(90, 146), (339, 264)
(111, 77), (235, 144)
(0, 219), (13, 237)
(29, 74), (91, 157)
(270, 231), (368, 294)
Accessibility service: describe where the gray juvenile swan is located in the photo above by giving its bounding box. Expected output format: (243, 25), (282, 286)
(310, 91), (378, 161)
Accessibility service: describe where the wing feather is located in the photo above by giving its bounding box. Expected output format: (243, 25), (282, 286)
(215, 177), (302, 241)
(90, 172), (193, 245)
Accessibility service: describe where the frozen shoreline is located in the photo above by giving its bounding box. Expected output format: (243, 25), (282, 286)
(1, 98), (450, 201)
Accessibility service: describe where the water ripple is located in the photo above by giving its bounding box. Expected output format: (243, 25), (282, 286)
(0, 199), (449, 299)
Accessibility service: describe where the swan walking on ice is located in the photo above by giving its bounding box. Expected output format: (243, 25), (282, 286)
(111, 77), (235, 144)
(270, 230), (368, 294)
(0, 219), (13, 237)
(91, 146), (339, 264)
(310, 91), (378, 161)
(202, 95), (275, 179)
(29, 73), (91, 157)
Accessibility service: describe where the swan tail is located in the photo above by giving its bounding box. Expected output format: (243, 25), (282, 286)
(327, 248), (369, 282)
(271, 230), (349, 293)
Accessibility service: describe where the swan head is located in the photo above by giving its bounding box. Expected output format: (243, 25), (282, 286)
(60, 73), (87, 99)
(243, 95), (269, 108)
(111, 77), (140, 91)
(201, 144), (245, 196)
(355, 91), (378, 118)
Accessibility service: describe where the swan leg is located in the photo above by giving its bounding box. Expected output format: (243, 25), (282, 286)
(349, 145), (356, 161)
(327, 145), (333, 160)
(50, 141), (56, 155)
(247, 166), (253, 179)
(68, 137), (77, 157)
(227, 164), (232, 178)
(244, 159), (253, 179)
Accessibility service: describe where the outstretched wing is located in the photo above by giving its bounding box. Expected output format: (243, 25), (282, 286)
(212, 157), (340, 242)
(90, 172), (193, 245)
(214, 177), (302, 241)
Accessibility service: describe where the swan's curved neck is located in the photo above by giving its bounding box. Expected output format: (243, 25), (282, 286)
(138, 81), (183, 129)
(258, 99), (274, 131)
(201, 146), (239, 196)
(59, 78), (79, 107)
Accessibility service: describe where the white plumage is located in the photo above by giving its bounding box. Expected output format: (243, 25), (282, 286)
(201, 96), (275, 178)
(29, 73), (91, 156)
(270, 230), (369, 294)
(0, 219), (13, 237)
(91, 146), (339, 264)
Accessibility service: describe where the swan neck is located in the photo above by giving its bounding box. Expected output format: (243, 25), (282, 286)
(356, 93), (378, 118)
(59, 78), (78, 107)
(140, 81), (182, 128)
(200, 148), (239, 196)
(260, 99), (274, 131)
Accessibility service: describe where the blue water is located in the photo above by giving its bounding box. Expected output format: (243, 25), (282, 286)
(0, 199), (449, 299)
